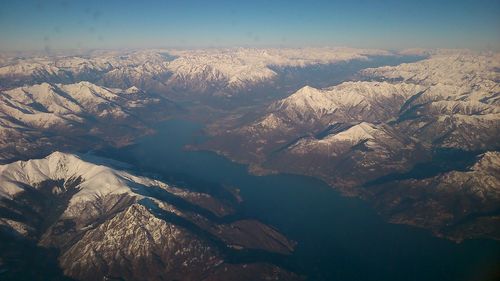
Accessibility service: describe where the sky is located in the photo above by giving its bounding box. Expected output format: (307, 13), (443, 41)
(0, 0), (499, 52)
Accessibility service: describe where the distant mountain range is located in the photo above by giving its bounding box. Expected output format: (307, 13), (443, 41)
(0, 48), (391, 95)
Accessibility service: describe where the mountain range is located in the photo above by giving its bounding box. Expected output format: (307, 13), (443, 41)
(0, 47), (499, 280)
(202, 50), (500, 241)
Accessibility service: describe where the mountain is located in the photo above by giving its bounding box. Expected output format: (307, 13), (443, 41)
(361, 50), (500, 150)
(371, 151), (500, 242)
(201, 50), (500, 240)
(269, 122), (424, 194)
(205, 81), (425, 166)
(0, 152), (300, 281)
(0, 81), (172, 163)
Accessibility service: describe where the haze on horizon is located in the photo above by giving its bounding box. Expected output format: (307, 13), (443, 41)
(0, 0), (499, 52)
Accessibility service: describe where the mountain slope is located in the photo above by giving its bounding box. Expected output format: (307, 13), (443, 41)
(0, 152), (299, 281)
(371, 151), (500, 241)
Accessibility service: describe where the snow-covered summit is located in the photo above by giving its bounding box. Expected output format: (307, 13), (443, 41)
(0, 151), (159, 200)
(322, 122), (376, 143)
(263, 81), (423, 125)
(0, 151), (209, 220)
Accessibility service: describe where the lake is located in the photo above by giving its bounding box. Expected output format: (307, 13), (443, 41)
(97, 119), (500, 281)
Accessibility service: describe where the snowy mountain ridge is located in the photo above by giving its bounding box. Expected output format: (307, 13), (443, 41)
(0, 151), (197, 219)
(0, 80), (169, 164)
(0, 47), (392, 91)
(0, 81), (158, 128)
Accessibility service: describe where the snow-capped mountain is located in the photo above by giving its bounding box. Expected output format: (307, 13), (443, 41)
(202, 50), (500, 239)
(270, 81), (423, 123)
(0, 81), (171, 163)
(0, 152), (299, 281)
(1, 82), (154, 126)
(361, 51), (500, 150)
(210, 81), (426, 165)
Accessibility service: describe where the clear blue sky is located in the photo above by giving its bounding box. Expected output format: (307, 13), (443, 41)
(0, 0), (499, 51)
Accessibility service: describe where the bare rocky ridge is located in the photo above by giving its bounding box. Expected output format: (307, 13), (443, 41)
(0, 152), (300, 281)
(202, 50), (500, 240)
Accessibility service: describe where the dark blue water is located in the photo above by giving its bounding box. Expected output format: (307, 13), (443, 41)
(98, 119), (500, 281)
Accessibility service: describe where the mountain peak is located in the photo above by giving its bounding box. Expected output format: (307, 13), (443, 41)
(0, 152), (134, 200)
(19, 82), (56, 94)
(296, 85), (320, 94)
(276, 85), (334, 115)
(66, 80), (110, 93)
(324, 122), (376, 143)
(125, 85), (141, 94)
(472, 151), (500, 172)
(45, 150), (77, 161)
